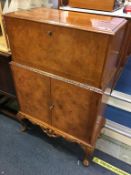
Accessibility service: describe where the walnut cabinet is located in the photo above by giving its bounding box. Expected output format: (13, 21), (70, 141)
(4, 8), (127, 166)
(11, 62), (104, 144)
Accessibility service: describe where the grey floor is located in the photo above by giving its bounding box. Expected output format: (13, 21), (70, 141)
(0, 114), (130, 175)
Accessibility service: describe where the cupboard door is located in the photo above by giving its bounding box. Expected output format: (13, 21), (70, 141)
(51, 79), (101, 143)
(11, 63), (51, 124)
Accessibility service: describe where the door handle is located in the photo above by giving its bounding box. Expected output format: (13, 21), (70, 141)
(49, 104), (54, 110)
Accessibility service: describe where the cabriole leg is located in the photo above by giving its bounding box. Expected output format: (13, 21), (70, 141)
(81, 145), (93, 167)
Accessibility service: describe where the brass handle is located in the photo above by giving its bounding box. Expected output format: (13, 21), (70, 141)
(48, 31), (53, 36)
(49, 104), (54, 110)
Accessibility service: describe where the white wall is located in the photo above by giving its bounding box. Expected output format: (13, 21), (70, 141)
(2, 0), (52, 13)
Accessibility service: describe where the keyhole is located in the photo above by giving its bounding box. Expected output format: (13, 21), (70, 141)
(48, 31), (53, 36)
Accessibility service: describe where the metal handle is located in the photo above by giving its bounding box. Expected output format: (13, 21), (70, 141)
(49, 104), (54, 110)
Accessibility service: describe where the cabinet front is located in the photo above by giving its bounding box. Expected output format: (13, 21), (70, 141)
(6, 18), (109, 88)
(11, 62), (103, 144)
(11, 63), (52, 124)
(51, 79), (101, 143)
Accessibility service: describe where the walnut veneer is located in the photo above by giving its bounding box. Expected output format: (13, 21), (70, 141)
(66, 0), (124, 11)
(4, 8), (127, 166)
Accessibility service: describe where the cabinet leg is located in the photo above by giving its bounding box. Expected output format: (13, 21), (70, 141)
(81, 145), (92, 167)
(83, 157), (89, 167)
(83, 149), (90, 167)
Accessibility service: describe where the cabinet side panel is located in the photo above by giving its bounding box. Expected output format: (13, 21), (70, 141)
(11, 63), (51, 124)
(101, 26), (126, 90)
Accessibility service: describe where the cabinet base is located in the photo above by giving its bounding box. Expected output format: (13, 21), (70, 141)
(18, 111), (95, 165)
(18, 111), (105, 166)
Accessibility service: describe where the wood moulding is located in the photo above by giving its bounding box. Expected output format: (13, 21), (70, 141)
(11, 62), (104, 95)
(18, 111), (105, 166)
(18, 111), (94, 153)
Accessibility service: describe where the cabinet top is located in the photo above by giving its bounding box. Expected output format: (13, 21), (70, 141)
(4, 7), (127, 35)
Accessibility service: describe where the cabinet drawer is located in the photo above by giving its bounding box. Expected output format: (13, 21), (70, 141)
(11, 63), (51, 124)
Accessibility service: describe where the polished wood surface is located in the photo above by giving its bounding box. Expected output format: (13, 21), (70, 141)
(4, 8), (126, 90)
(4, 8), (126, 34)
(111, 20), (131, 90)
(68, 0), (123, 11)
(4, 8), (127, 165)
(116, 20), (131, 68)
(67, 0), (124, 11)
(11, 61), (104, 146)
(51, 78), (101, 143)
(11, 63), (51, 124)
(102, 25), (126, 89)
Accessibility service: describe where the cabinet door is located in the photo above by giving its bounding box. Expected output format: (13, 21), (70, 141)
(11, 63), (51, 124)
(51, 79), (101, 143)
(5, 17), (109, 88)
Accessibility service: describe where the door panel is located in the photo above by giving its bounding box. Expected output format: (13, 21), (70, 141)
(5, 17), (109, 88)
(11, 63), (51, 124)
(51, 79), (101, 142)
